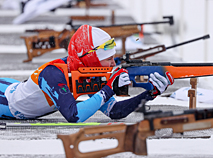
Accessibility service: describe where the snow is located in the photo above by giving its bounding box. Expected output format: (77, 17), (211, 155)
(0, 140), (65, 155)
(146, 96), (213, 109)
(0, 137), (213, 155)
(147, 137), (213, 155)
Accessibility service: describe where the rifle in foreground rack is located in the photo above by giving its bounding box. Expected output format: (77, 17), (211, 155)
(57, 105), (213, 158)
(115, 34), (210, 65)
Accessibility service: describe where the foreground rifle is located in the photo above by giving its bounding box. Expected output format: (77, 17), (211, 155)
(21, 16), (173, 62)
(57, 104), (213, 158)
(115, 34), (210, 65)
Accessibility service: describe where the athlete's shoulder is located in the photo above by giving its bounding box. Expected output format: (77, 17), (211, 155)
(49, 57), (68, 65)
(31, 57), (67, 84)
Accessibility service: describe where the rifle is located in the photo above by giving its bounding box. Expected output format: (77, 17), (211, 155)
(70, 61), (213, 99)
(115, 34), (210, 65)
(21, 29), (75, 62)
(57, 103), (213, 158)
(21, 16), (173, 62)
(70, 53), (213, 99)
(122, 59), (213, 91)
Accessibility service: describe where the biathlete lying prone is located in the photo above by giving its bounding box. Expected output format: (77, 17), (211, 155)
(0, 25), (174, 122)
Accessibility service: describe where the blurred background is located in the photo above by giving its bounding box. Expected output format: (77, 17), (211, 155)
(117, 0), (213, 63)
(1, 0), (211, 61)
(0, 0), (212, 87)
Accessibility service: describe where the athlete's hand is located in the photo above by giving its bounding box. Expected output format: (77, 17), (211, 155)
(106, 67), (131, 90)
(149, 72), (174, 98)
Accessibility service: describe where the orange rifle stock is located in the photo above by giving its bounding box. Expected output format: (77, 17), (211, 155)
(71, 67), (113, 99)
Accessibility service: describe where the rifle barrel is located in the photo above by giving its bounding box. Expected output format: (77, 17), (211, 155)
(95, 21), (172, 28)
(123, 60), (213, 66)
(166, 34), (210, 50)
(71, 16), (174, 30)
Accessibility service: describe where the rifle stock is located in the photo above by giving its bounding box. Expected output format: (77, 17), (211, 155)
(71, 67), (113, 99)
(123, 61), (213, 90)
(58, 124), (128, 158)
(57, 108), (213, 158)
(21, 29), (75, 62)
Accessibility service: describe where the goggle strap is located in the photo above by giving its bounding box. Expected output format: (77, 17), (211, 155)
(79, 38), (115, 58)
(79, 48), (96, 58)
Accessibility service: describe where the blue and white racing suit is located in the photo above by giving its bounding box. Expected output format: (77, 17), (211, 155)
(0, 57), (153, 122)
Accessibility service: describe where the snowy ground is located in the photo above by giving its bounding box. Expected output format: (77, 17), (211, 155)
(0, 49), (212, 158)
(0, 1), (213, 158)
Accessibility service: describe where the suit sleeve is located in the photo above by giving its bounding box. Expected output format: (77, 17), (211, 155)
(38, 65), (114, 122)
(99, 91), (153, 119)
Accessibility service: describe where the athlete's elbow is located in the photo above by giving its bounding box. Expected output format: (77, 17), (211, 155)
(65, 115), (79, 123)
(109, 112), (127, 120)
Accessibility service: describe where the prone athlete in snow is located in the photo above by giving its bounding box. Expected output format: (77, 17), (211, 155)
(0, 24), (174, 122)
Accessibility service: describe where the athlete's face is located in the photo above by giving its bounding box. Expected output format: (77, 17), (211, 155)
(100, 55), (116, 67)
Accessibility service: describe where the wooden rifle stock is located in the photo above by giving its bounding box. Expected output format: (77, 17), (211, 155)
(57, 123), (152, 158)
(21, 29), (75, 62)
(57, 108), (213, 158)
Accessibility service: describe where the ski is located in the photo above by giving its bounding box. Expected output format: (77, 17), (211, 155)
(0, 122), (134, 129)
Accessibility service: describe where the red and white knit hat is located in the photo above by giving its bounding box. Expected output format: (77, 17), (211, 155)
(67, 25), (116, 72)
(92, 27), (116, 61)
